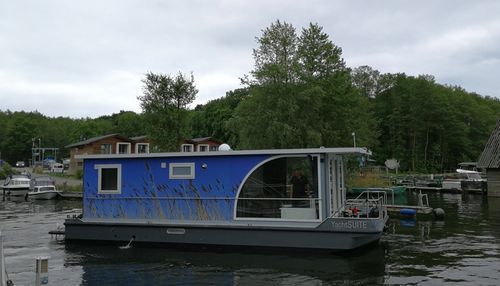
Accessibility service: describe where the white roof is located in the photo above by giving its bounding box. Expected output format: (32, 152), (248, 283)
(76, 147), (371, 160)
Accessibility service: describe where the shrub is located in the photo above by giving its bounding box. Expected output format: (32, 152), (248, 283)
(75, 169), (84, 180)
(0, 162), (13, 180)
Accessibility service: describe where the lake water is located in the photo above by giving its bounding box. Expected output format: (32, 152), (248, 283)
(1, 191), (499, 285)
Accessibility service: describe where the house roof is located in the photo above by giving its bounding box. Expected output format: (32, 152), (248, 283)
(65, 134), (130, 148)
(184, 137), (223, 144)
(130, 135), (148, 142)
(477, 119), (500, 168)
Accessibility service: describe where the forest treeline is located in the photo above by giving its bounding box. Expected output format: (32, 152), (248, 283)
(1, 21), (499, 173)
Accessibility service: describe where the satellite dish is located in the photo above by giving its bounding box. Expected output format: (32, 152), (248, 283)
(385, 159), (399, 170)
(218, 144), (232, 151)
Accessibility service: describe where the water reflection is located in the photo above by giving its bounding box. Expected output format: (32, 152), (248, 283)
(64, 243), (386, 285)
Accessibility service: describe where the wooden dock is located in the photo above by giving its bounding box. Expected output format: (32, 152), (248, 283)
(386, 204), (433, 215)
(405, 186), (485, 194)
(57, 192), (83, 199)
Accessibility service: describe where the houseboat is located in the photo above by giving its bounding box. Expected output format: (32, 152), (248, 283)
(64, 147), (388, 251)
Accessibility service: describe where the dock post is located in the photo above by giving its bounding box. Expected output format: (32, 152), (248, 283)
(35, 256), (49, 286)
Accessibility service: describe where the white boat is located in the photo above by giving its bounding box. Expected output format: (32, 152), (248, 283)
(29, 185), (59, 200)
(29, 176), (59, 200)
(2, 174), (31, 198)
(441, 170), (486, 192)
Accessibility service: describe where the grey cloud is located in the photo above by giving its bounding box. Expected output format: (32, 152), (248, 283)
(1, 0), (499, 117)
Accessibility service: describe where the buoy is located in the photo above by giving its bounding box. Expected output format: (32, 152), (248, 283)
(400, 208), (417, 217)
(433, 208), (445, 220)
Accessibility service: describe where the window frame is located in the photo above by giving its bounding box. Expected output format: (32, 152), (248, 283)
(95, 164), (122, 194)
(197, 144), (209, 152)
(181, 144), (194, 152)
(135, 143), (150, 154)
(116, 142), (131, 154)
(169, 162), (195, 179)
(233, 155), (322, 222)
(100, 143), (112, 154)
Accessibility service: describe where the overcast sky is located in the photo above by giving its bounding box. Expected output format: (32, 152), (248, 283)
(1, 1), (499, 118)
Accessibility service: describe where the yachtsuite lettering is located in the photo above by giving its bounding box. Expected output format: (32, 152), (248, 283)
(331, 220), (368, 229)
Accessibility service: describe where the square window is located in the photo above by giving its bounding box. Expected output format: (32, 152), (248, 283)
(198, 144), (209, 152)
(116, 142), (131, 154)
(101, 144), (112, 154)
(101, 168), (118, 190)
(136, 143), (149, 154)
(169, 163), (195, 179)
(96, 164), (122, 194)
(181, 144), (193, 152)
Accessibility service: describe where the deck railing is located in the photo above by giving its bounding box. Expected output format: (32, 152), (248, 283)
(333, 191), (387, 219)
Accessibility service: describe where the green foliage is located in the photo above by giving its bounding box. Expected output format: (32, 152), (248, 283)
(373, 74), (500, 172)
(0, 110), (145, 165)
(189, 89), (247, 146)
(75, 169), (84, 180)
(138, 71), (198, 151)
(0, 162), (13, 179)
(230, 21), (378, 150)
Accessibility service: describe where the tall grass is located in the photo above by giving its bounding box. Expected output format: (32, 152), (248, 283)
(347, 172), (391, 188)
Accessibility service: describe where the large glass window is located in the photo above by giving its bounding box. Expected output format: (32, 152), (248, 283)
(236, 156), (319, 220)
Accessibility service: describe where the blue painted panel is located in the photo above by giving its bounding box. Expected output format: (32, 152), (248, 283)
(83, 155), (268, 221)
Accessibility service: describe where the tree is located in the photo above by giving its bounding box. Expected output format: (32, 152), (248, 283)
(138, 72), (198, 151)
(252, 20), (298, 85)
(297, 23), (345, 82)
(231, 21), (370, 150)
(189, 88), (247, 146)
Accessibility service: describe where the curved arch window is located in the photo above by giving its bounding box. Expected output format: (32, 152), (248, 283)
(236, 156), (319, 220)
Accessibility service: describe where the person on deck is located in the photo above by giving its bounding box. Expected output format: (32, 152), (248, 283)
(290, 169), (310, 207)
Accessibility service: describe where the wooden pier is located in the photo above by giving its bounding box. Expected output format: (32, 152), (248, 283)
(57, 192), (83, 199)
(386, 204), (433, 215)
(405, 186), (485, 194)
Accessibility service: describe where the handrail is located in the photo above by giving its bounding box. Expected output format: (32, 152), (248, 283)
(332, 191), (387, 219)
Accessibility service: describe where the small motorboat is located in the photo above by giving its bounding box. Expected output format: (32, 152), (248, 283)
(28, 185), (59, 200)
(28, 176), (59, 200)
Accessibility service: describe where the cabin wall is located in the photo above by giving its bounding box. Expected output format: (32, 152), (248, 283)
(487, 169), (500, 197)
(82, 155), (269, 221)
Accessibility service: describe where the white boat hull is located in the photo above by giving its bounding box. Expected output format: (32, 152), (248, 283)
(3, 187), (29, 197)
(28, 191), (59, 200)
